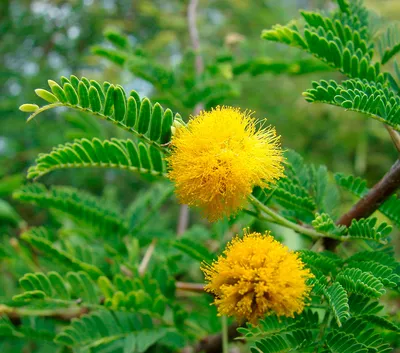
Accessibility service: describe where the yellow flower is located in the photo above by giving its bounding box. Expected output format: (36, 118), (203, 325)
(201, 231), (313, 324)
(167, 106), (284, 221)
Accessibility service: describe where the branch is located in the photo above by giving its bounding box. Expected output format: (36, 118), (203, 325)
(0, 304), (89, 325)
(176, 281), (204, 292)
(194, 322), (240, 353)
(324, 159), (400, 250)
(178, 0), (206, 236)
(188, 0), (204, 78)
(138, 239), (157, 276)
(385, 126), (400, 153)
(248, 195), (344, 241)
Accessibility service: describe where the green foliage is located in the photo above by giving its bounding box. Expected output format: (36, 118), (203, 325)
(0, 315), (56, 342)
(261, 0), (400, 140)
(324, 282), (350, 326)
(336, 268), (386, 298)
(312, 213), (346, 236)
(336, 173), (400, 226)
(13, 271), (100, 304)
(377, 22), (400, 65)
(3, 0), (400, 352)
(92, 30), (240, 111)
(347, 217), (392, 243)
(250, 330), (315, 353)
(14, 184), (130, 236)
(325, 330), (368, 353)
(253, 150), (340, 225)
(172, 238), (214, 263)
(26, 138), (167, 180)
(303, 79), (400, 130)
(54, 310), (169, 352)
(238, 310), (319, 353)
(262, 2), (384, 83)
(19, 227), (104, 279)
(20, 76), (179, 148)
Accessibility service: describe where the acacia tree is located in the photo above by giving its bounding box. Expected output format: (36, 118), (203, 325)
(1, 0), (400, 352)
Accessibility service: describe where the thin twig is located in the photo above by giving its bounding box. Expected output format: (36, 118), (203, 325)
(188, 0), (203, 77)
(248, 195), (344, 241)
(0, 304), (89, 325)
(385, 125), (400, 153)
(138, 239), (157, 276)
(177, 204), (190, 236)
(177, 0), (205, 236)
(176, 281), (205, 292)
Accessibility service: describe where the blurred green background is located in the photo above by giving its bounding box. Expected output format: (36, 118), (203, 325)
(1, 0), (399, 230)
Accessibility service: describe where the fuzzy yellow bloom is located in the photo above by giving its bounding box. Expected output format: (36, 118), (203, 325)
(201, 231), (313, 324)
(167, 106), (284, 221)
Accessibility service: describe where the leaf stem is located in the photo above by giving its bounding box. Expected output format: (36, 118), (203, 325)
(221, 315), (229, 353)
(27, 103), (166, 152)
(314, 310), (330, 353)
(248, 195), (343, 241)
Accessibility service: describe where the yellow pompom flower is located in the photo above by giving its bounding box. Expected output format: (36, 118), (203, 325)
(201, 231), (313, 324)
(167, 106), (284, 221)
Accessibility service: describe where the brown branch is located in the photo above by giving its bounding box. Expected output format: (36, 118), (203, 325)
(138, 239), (157, 275)
(177, 0), (205, 236)
(176, 281), (204, 293)
(194, 322), (240, 353)
(324, 159), (400, 251)
(188, 0), (204, 77)
(0, 304), (89, 326)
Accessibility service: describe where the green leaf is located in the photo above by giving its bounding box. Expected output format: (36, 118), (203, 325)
(125, 96), (138, 127)
(103, 84), (115, 116)
(35, 89), (58, 103)
(48, 80), (68, 103)
(19, 227), (104, 279)
(324, 282), (350, 327)
(55, 311), (168, 351)
(336, 268), (385, 298)
(14, 271), (100, 304)
(21, 77), (177, 148)
(149, 103), (163, 141)
(251, 329), (315, 353)
(262, 12), (377, 81)
(138, 142), (151, 170)
(346, 218), (391, 243)
(312, 213), (346, 236)
(89, 86), (102, 113)
(114, 86), (127, 122)
(336, 173), (400, 226)
(137, 98), (151, 134)
(305, 79), (400, 131)
(149, 145), (164, 173)
(63, 83), (79, 105)
(172, 238), (214, 263)
(0, 199), (22, 226)
(325, 330), (368, 353)
(104, 28), (129, 49)
(377, 23), (400, 65)
(160, 109), (174, 144)
(78, 81), (90, 108)
(14, 184), (130, 236)
(25, 138), (167, 179)
(19, 103), (39, 112)
(347, 261), (400, 288)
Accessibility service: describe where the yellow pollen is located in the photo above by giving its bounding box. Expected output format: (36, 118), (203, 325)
(167, 106), (284, 221)
(201, 231), (314, 324)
